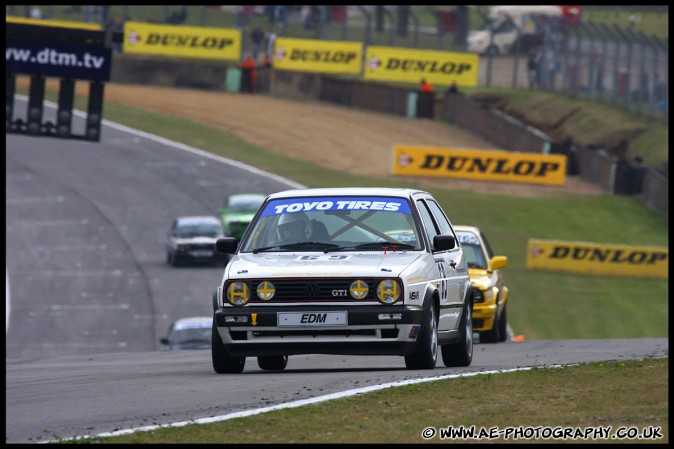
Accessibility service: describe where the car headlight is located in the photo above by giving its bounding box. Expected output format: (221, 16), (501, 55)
(377, 279), (400, 304)
(350, 280), (369, 299)
(226, 281), (250, 306)
(473, 288), (492, 304)
(256, 281), (275, 301)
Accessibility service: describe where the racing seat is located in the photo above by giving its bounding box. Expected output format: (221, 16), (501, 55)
(309, 220), (331, 241)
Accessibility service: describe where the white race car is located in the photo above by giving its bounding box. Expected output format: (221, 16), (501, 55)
(211, 187), (474, 373)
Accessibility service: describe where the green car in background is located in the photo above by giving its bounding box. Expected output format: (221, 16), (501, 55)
(219, 193), (267, 239)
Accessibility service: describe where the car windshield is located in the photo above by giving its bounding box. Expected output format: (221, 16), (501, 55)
(170, 327), (211, 344)
(239, 196), (423, 252)
(175, 223), (222, 238)
(456, 231), (488, 269)
(228, 197), (265, 213)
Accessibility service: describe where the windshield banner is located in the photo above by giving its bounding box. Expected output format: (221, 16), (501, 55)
(260, 197), (412, 217)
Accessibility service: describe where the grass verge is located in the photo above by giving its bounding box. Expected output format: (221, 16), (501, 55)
(58, 358), (668, 444)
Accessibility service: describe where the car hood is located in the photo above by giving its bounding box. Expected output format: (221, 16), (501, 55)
(228, 251), (424, 278)
(467, 268), (495, 290)
(173, 236), (218, 244)
(222, 212), (256, 223)
(170, 342), (211, 350)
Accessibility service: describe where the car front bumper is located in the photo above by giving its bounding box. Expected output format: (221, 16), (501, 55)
(214, 305), (424, 357)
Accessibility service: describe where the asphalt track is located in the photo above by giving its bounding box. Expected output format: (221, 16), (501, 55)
(5, 98), (668, 443)
(6, 97), (302, 360)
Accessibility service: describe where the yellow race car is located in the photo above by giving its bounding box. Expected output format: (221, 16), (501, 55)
(454, 226), (509, 343)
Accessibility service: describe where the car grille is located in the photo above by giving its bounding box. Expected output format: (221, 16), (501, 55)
(244, 279), (379, 303)
(228, 222), (249, 236)
(186, 243), (214, 250)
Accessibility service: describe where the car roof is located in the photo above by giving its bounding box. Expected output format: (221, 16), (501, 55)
(267, 187), (429, 200)
(172, 316), (212, 329)
(454, 225), (482, 234)
(176, 216), (221, 225)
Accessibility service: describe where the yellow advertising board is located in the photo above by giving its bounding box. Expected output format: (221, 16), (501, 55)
(273, 37), (362, 75)
(123, 21), (241, 61)
(393, 146), (567, 185)
(527, 239), (668, 279)
(364, 46), (479, 87)
(6, 16), (103, 31)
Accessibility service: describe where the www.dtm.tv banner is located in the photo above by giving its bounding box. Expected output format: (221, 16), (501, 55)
(527, 239), (668, 279)
(392, 146), (567, 186)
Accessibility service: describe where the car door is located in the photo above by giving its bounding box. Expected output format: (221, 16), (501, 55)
(415, 196), (465, 332)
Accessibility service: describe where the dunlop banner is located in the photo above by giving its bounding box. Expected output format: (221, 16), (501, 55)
(5, 16), (103, 30)
(393, 146), (567, 185)
(364, 46), (479, 86)
(273, 37), (362, 75)
(123, 21), (241, 61)
(527, 239), (668, 279)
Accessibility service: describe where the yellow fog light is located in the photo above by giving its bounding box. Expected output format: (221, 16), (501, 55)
(349, 280), (369, 299)
(227, 281), (250, 306)
(256, 281), (276, 301)
(377, 279), (400, 304)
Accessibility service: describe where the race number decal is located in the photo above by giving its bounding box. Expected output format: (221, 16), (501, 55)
(299, 255), (349, 261)
(436, 261), (448, 301)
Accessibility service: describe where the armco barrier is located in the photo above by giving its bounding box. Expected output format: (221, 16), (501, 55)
(440, 92), (550, 154)
(641, 169), (669, 218)
(110, 54), (227, 90)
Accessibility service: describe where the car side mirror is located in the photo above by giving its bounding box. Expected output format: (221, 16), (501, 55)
(433, 234), (455, 251)
(216, 237), (238, 254)
(160, 337), (169, 345)
(489, 256), (508, 271)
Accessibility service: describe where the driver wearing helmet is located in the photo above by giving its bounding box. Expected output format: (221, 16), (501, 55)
(276, 213), (309, 243)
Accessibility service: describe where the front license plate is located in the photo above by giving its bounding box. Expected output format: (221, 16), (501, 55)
(191, 250), (213, 257)
(278, 311), (347, 327)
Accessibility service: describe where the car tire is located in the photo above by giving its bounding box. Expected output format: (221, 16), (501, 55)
(211, 321), (246, 374)
(257, 355), (288, 371)
(497, 306), (508, 342)
(404, 302), (438, 370)
(485, 44), (499, 57)
(441, 299), (473, 367)
(168, 252), (180, 267)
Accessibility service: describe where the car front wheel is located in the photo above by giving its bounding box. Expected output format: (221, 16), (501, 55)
(497, 306), (508, 342)
(405, 302), (438, 370)
(479, 312), (501, 344)
(212, 321), (246, 374)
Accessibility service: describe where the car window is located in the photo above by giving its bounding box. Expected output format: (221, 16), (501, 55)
(479, 230), (495, 259)
(415, 199), (440, 243)
(170, 327), (211, 344)
(176, 222), (222, 238)
(240, 196), (422, 251)
(456, 230), (488, 269)
(426, 199), (454, 236)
